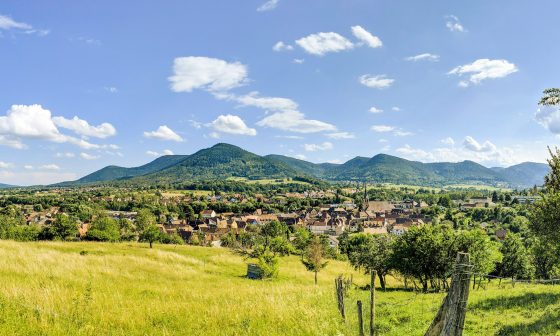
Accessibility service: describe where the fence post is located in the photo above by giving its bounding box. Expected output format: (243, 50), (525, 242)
(369, 270), (376, 336)
(357, 300), (364, 336)
(425, 252), (471, 336)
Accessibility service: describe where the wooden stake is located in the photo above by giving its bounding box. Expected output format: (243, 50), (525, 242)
(357, 300), (364, 336)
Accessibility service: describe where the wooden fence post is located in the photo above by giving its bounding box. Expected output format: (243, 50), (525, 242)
(335, 276), (346, 321)
(357, 300), (364, 336)
(369, 270), (376, 336)
(425, 252), (472, 336)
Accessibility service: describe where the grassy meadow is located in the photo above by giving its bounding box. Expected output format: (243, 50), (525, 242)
(1, 241), (559, 335)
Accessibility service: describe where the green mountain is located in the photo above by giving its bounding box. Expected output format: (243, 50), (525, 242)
(492, 162), (550, 188)
(64, 143), (550, 188)
(74, 155), (189, 184)
(132, 143), (299, 184)
(0, 183), (15, 189)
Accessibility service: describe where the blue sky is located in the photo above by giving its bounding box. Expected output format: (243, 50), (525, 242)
(1, 0), (559, 185)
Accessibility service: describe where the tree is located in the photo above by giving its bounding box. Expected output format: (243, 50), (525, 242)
(496, 233), (534, 280)
(391, 224), (457, 291)
(139, 224), (162, 248)
(348, 234), (393, 290)
(491, 191), (499, 203)
(456, 229), (502, 287)
(539, 88), (560, 106)
(85, 216), (120, 242)
(544, 147), (560, 192)
(135, 209), (156, 232)
(44, 214), (78, 241)
(302, 236), (328, 285)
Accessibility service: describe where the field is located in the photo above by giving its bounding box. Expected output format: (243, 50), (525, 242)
(226, 177), (311, 185)
(1, 241), (559, 335)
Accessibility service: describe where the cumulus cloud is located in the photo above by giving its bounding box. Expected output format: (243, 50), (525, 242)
(272, 41), (293, 52)
(392, 106), (401, 112)
(445, 15), (466, 32)
(293, 58), (305, 64)
(210, 115), (256, 136)
(463, 136), (497, 152)
(448, 59), (518, 86)
(351, 25), (382, 48)
(55, 152), (75, 158)
(293, 154), (307, 160)
(295, 32), (354, 56)
(169, 56), (248, 93)
(0, 104), (114, 150)
(53, 116), (116, 139)
(535, 106), (560, 134)
(146, 149), (174, 157)
(80, 152), (99, 160)
(257, 110), (336, 133)
(0, 171), (77, 186)
(143, 125), (184, 142)
(257, 0), (279, 12)
(304, 142), (333, 152)
(405, 53), (440, 62)
(0, 161), (13, 169)
(396, 145), (435, 161)
(359, 74), (394, 89)
(326, 132), (355, 139)
(369, 106), (383, 114)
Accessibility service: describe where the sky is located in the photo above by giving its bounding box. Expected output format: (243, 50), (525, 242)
(1, 0), (560, 185)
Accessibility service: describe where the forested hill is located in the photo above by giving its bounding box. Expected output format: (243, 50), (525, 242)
(60, 143), (550, 188)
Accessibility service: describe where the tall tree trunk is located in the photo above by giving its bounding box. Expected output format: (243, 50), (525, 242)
(150, 241), (153, 248)
(378, 272), (386, 290)
(314, 271), (317, 285)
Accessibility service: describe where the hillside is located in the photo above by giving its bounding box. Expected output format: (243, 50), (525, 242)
(132, 143), (299, 184)
(73, 155), (189, 184)
(65, 143), (549, 188)
(1, 240), (559, 335)
(0, 183), (15, 189)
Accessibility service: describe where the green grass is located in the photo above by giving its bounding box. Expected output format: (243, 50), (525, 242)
(1, 241), (559, 335)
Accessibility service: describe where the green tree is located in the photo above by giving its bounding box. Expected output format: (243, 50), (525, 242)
(302, 236), (328, 285)
(44, 214), (78, 241)
(85, 216), (120, 242)
(292, 227), (312, 258)
(456, 229), (502, 287)
(347, 233), (393, 290)
(135, 209), (156, 232)
(496, 233), (534, 280)
(139, 224), (162, 248)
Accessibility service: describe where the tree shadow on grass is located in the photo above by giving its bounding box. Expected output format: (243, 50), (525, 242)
(495, 309), (560, 336)
(470, 292), (560, 311)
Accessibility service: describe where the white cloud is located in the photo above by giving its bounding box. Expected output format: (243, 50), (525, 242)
(169, 56), (248, 93)
(359, 74), (394, 89)
(295, 32), (354, 56)
(0, 14), (48, 36)
(257, 110), (336, 133)
(143, 125), (184, 142)
(293, 58), (305, 64)
(293, 154), (307, 160)
(210, 115), (256, 136)
(104, 86), (118, 93)
(351, 25), (382, 48)
(304, 142), (333, 152)
(146, 149), (174, 157)
(405, 53), (440, 62)
(326, 132), (355, 139)
(463, 136), (497, 152)
(257, 0), (279, 11)
(448, 59), (518, 86)
(371, 125), (395, 133)
(371, 125), (412, 136)
(52, 116), (116, 139)
(396, 145), (435, 161)
(275, 135), (304, 139)
(55, 152), (75, 158)
(24, 165), (33, 170)
(80, 152), (99, 160)
(441, 137), (455, 146)
(445, 15), (466, 32)
(40, 164), (60, 170)
(536, 106), (560, 134)
(272, 41), (293, 51)
(391, 106), (401, 112)
(0, 161), (12, 169)
(235, 92), (298, 112)
(369, 106), (383, 114)
(188, 120), (202, 129)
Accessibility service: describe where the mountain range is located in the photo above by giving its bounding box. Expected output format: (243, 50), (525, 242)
(55, 143), (549, 188)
